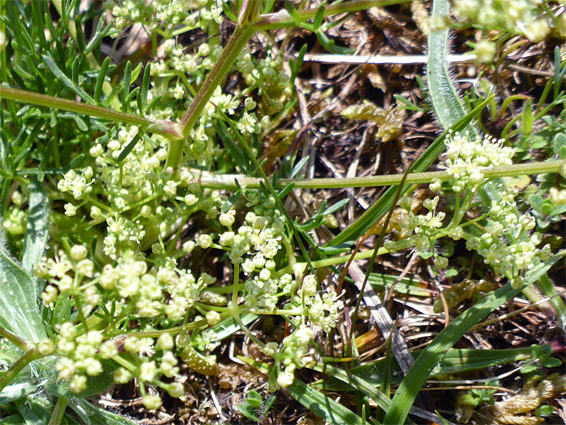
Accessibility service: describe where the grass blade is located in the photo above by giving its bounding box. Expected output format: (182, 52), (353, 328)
(383, 251), (565, 424)
(537, 273), (566, 330)
(315, 345), (539, 392)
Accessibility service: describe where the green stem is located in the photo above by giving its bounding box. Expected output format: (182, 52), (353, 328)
(74, 296), (89, 332)
(0, 326), (32, 352)
(169, 23), (256, 168)
(186, 159), (565, 190)
(0, 86), (181, 140)
(48, 397), (69, 425)
(0, 347), (39, 393)
(233, 313), (266, 351)
(276, 242), (408, 277)
(255, 0), (411, 30)
(124, 319), (208, 338)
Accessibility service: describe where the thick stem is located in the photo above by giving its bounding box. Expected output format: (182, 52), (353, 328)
(0, 86), (182, 140)
(169, 24), (256, 168)
(255, 0), (411, 30)
(185, 159), (566, 190)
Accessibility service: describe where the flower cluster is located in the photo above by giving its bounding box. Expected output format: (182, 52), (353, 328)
(403, 132), (553, 288)
(465, 183), (552, 287)
(407, 196), (447, 260)
(452, 0), (554, 42)
(439, 132), (515, 192)
(270, 324), (315, 388)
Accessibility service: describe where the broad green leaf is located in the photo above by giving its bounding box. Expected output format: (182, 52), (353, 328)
(0, 415), (25, 424)
(0, 235), (47, 344)
(383, 251), (565, 424)
(22, 179), (49, 274)
(15, 396), (79, 425)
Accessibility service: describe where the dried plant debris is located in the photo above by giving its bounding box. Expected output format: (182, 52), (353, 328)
(434, 279), (496, 313)
(341, 100), (407, 142)
(479, 375), (566, 425)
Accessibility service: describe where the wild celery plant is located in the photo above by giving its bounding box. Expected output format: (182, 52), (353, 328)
(0, 0), (565, 424)
(0, 0), (415, 422)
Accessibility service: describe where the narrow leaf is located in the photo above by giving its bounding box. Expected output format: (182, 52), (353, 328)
(141, 63), (151, 112)
(95, 57), (111, 105)
(117, 133), (142, 163)
(121, 61), (132, 112)
(43, 55), (94, 104)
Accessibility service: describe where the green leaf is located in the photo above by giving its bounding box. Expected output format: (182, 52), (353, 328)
(0, 234), (47, 344)
(43, 54), (95, 104)
(141, 63), (151, 113)
(427, 0), (478, 138)
(283, 2), (301, 24)
(206, 313), (259, 343)
(21, 179), (49, 275)
(287, 377), (368, 425)
(537, 274), (566, 328)
(521, 98), (533, 146)
(243, 358), (369, 425)
(117, 133), (142, 163)
(15, 397), (51, 425)
(383, 251), (565, 424)
(121, 61), (132, 113)
(289, 156), (309, 179)
(213, 121), (250, 174)
(323, 199), (349, 216)
(238, 403), (260, 422)
(94, 57), (111, 105)
(0, 414), (26, 424)
(541, 357), (562, 368)
(245, 390), (263, 408)
(314, 345), (535, 392)
(290, 44), (307, 83)
(0, 382), (35, 404)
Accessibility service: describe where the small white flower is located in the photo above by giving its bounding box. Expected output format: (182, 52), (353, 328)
(64, 203), (77, 216)
(197, 234), (213, 249)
